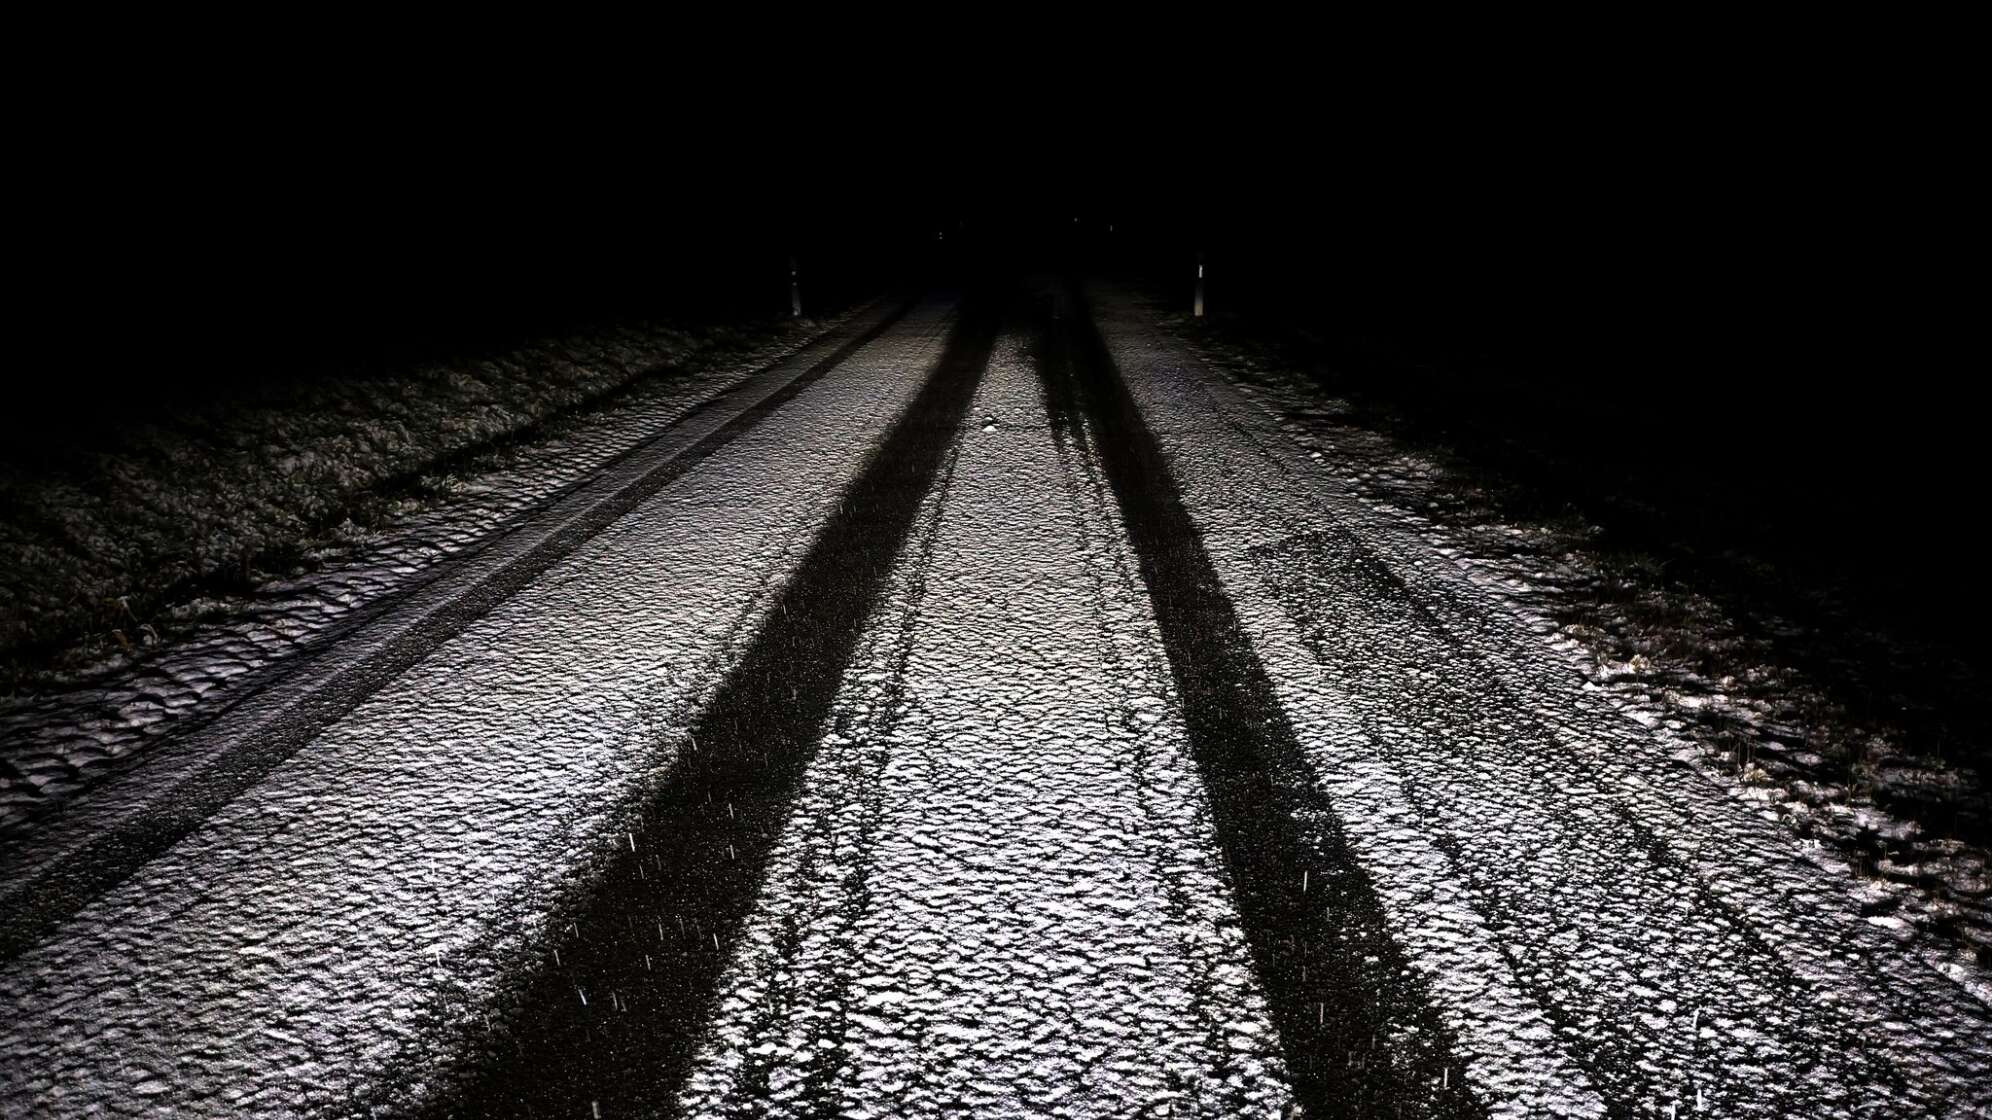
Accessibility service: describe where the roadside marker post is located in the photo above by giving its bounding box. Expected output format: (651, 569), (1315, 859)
(1193, 251), (1206, 318)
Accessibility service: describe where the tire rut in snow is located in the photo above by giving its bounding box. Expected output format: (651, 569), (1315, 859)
(0, 300), (917, 967)
(415, 289), (1003, 1119)
(1259, 530), (1930, 1111)
(1038, 283), (1487, 1120)
(692, 424), (963, 1115)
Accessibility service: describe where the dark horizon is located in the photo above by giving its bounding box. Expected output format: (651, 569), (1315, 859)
(13, 148), (1980, 655)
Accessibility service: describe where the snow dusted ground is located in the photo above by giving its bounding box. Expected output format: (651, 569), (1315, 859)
(1162, 310), (1992, 970)
(0, 306), (869, 837)
(4, 281), (1986, 1118)
(1096, 286), (1992, 1115)
(0, 301), (954, 1116)
(678, 329), (1294, 1117)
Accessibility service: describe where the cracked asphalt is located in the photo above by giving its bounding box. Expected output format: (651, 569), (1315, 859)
(1, 282), (1987, 1118)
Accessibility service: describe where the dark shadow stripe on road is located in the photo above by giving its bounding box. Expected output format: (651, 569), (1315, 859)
(0, 300), (916, 965)
(1037, 282), (1488, 1119)
(413, 290), (1003, 1119)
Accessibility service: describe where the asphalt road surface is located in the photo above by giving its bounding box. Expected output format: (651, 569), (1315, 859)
(2, 280), (1988, 1118)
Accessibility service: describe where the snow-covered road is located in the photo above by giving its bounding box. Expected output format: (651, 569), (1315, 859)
(1, 282), (1986, 1118)
(1089, 289), (1992, 1116)
(677, 322), (1291, 1117)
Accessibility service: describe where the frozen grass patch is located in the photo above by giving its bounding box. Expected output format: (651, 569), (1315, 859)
(1163, 300), (1992, 970)
(0, 313), (831, 689)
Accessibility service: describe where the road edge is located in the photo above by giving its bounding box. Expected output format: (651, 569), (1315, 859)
(0, 298), (917, 963)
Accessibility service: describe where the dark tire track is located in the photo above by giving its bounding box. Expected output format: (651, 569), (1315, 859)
(1037, 284), (1486, 1119)
(1036, 307), (1266, 1111)
(0, 301), (915, 966)
(415, 289), (1003, 1118)
(717, 433), (964, 1117)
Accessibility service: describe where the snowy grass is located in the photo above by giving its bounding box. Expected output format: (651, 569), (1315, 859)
(0, 313), (830, 690)
(1162, 301), (1992, 968)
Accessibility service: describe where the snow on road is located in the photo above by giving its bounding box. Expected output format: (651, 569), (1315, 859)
(2, 281), (1986, 1119)
(0, 305), (880, 840)
(0, 301), (958, 1116)
(678, 328), (1294, 1117)
(1091, 286), (1992, 1116)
